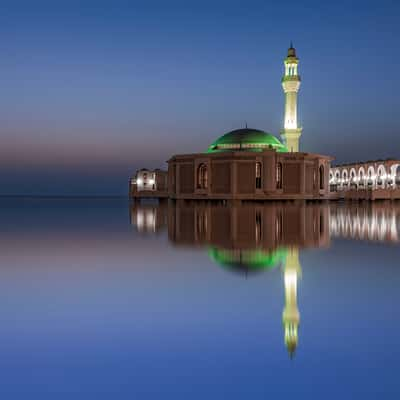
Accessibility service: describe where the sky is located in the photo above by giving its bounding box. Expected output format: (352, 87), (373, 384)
(0, 0), (399, 195)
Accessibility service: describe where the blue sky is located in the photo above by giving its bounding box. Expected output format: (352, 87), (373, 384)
(0, 0), (399, 195)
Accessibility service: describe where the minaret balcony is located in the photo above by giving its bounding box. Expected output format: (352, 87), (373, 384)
(282, 75), (301, 83)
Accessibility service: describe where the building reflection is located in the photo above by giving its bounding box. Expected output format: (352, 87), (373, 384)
(167, 202), (330, 258)
(129, 200), (400, 356)
(129, 202), (167, 233)
(330, 202), (400, 243)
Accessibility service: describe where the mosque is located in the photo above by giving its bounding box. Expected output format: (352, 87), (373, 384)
(131, 45), (331, 201)
(130, 44), (400, 201)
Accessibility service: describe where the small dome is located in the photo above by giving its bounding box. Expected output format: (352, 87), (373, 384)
(207, 128), (288, 153)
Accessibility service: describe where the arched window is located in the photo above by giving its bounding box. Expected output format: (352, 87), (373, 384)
(395, 166), (400, 185)
(197, 164), (208, 189)
(255, 162), (262, 189)
(276, 163), (283, 189)
(319, 165), (324, 189)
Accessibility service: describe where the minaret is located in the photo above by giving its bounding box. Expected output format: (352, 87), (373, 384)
(281, 43), (302, 152)
(282, 247), (301, 358)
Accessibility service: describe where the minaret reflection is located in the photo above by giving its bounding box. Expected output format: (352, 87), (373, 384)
(282, 248), (301, 358)
(129, 200), (400, 357)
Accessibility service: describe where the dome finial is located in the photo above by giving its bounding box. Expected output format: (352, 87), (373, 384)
(287, 42), (297, 58)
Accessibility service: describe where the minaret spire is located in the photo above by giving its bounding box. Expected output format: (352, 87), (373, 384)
(280, 44), (302, 152)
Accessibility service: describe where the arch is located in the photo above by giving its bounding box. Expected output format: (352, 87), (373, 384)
(349, 168), (357, 188)
(358, 166), (366, 187)
(329, 169), (338, 192)
(367, 166), (376, 188)
(341, 169), (349, 189)
(376, 164), (386, 188)
(319, 165), (324, 189)
(197, 163), (208, 189)
(391, 164), (400, 186)
(367, 165), (375, 177)
(377, 164), (386, 177)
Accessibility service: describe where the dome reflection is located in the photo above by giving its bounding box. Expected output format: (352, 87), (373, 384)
(130, 200), (400, 357)
(208, 247), (287, 275)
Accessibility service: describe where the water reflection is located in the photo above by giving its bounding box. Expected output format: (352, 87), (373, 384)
(330, 202), (400, 242)
(130, 200), (400, 357)
(283, 248), (301, 358)
(129, 202), (168, 233)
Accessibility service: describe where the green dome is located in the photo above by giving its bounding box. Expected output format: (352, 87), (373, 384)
(208, 247), (287, 275)
(207, 128), (288, 153)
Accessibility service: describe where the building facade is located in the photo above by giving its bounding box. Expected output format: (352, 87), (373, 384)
(129, 168), (168, 198)
(167, 146), (332, 201)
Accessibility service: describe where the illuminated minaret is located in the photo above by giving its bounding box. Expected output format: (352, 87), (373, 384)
(282, 247), (301, 358)
(281, 43), (302, 152)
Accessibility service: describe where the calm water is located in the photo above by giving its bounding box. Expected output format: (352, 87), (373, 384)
(0, 197), (399, 399)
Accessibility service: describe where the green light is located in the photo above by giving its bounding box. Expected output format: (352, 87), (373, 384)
(206, 128), (288, 154)
(208, 247), (287, 272)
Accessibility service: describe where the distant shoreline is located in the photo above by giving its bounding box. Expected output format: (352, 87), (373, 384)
(0, 195), (128, 199)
